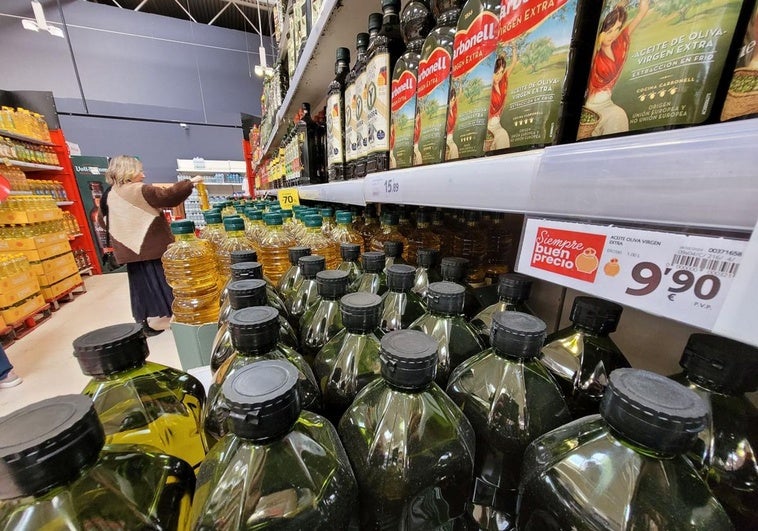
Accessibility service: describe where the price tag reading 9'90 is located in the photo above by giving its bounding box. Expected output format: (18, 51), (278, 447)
(367, 174), (403, 203)
(517, 219), (747, 329)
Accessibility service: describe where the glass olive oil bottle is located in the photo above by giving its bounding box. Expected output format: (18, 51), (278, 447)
(339, 329), (476, 530)
(191, 361), (357, 530)
(74, 323), (207, 470)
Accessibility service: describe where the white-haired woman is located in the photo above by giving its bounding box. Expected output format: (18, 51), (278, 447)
(100, 155), (202, 335)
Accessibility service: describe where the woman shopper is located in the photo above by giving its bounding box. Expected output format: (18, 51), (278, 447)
(101, 155), (202, 336)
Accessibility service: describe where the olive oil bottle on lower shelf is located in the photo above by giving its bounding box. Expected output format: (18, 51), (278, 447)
(74, 323), (207, 470)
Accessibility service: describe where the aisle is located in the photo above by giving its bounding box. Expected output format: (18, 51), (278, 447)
(1, 273), (181, 415)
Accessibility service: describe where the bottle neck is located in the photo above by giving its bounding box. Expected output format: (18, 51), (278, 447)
(173, 233), (196, 241)
(226, 229), (246, 238)
(335, 61), (349, 76)
(607, 424), (677, 460)
(416, 221), (430, 229)
(438, 8), (461, 27)
(572, 323), (609, 337)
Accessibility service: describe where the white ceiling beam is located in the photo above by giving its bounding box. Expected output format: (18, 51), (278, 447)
(172, 0), (197, 22)
(208, 1), (232, 25)
(232, 2), (260, 34)
(134, 0), (150, 11)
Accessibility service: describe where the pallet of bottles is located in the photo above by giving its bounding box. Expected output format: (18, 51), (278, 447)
(0, 299), (52, 347)
(43, 272), (84, 310)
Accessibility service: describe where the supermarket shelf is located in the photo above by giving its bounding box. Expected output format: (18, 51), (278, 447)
(56, 201), (74, 206)
(298, 179), (366, 206)
(277, 121), (758, 231)
(0, 128), (55, 146)
(5, 159), (63, 172)
(177, 169), (245, 175)
(200, 182), (244, 187)
(262, 0), (378, 158)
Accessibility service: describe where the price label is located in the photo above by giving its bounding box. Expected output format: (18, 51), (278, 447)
(278, 188), (300, 210)
(366, 174), (403, 203)
(517, 218), (747, 329)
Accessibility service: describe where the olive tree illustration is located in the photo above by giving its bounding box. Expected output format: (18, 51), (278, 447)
(461, 77), (485, 104)
(656, 0), (705, 22)
(520, 38), (556, 74)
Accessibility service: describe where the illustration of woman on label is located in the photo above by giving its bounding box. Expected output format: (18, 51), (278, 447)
(413, 105), (423, 166)
(584, 0), (650, 137)
(445, 87), (459, 160)
(488, 43), (519, 151)
(389, 121), (397, 168)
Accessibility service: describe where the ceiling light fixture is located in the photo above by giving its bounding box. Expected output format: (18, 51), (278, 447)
(22, 0), (64, 38)
(253, 0), (273, 78)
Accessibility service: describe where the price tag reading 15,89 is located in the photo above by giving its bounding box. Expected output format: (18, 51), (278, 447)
(517, 218), (747, 330)
(367, 174), (403, 203)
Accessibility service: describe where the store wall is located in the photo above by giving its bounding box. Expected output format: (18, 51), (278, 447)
(1, 0), (271, 180)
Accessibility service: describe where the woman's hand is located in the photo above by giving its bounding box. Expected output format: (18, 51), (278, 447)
(189, 175), (204, 186)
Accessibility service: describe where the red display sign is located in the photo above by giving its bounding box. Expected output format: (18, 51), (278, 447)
(499, 0), (568, 43)
(417, 47), (452, 99)
(529, 226), (607, 283)
(452, 12), (500, 78)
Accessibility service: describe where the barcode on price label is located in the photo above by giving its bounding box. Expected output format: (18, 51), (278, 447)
(517, 218), (748, 330)
(671, 254), (740, 276)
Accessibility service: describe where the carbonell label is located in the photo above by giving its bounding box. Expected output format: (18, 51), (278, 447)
(416, 46), (453, 164)
(367, 53), (391, 154)
(486, 0), (571, 151)
(390, 67), (418, 169)
(448, 4), (501, 160)
(326, 92), (343, 166)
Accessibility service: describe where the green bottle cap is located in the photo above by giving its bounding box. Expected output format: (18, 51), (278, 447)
(203, 210), (222, 224)
(223, 217), (245, 231)
(264, 213), (283, 226)
(336, 212), (353, 224)
(171, 220), (195, 234)
(304, 215), (323, 228)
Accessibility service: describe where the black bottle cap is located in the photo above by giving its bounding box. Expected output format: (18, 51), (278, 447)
(679, 334), (758, 394)
(299, 255), (326, 279)
(356, 32), (370, 49)
(336, 47), (350, 63)
(316, 270), (350, 299)
(570, 296), (623, 335)
(368, 12), (383, 32)
(380, 330), (438, 389)
(0, 395), (105, 499)
(382, 0), (401, 10)
(229, 306), (280, 354)
(228, 279), (268, 310)
(340, 292), (383, 332)
(440, 257), (469, 283)
(427, 281), (465, 314)
(383, 240), (403, 258)
(383, 212), (400, 225)
(230, 249), (258, 265)
(386, 264), (416, 292)
(223, 360), (301, 442)
(73, 323), (148, 376)
(417, 248), (439, 268)
(340, 243), (361, 261)
(288, 246), (311, 266)
(491, 312), (546, 359)
(498, 273), (532, 302)
(362, 251), (386, 273)
(231, 261), (264, 281)
(600, 369), (707, 455)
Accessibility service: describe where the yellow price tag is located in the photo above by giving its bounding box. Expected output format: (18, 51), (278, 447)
(278, 188), (300, 210)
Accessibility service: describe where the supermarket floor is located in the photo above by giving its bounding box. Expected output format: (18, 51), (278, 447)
(1, 273), (181, 415)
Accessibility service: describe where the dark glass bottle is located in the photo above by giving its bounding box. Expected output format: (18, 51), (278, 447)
(370, 211), (411, 263)
(204, 306), (321, 446)
(441, 256), (485, 318)
(211, 279), (299, 374)
(225, 261), (291, 325)
(350, 251), (388, 295)
(540, 296), (630, 419)
(366, 0), (406, 174)
(297, 102), (326, 184)
(345, 32), (370, 181)
(337, 242), (363, 286)
(412, 247), (442, 299)
(339, 329), (476, 529)
(415, 0), (465, 165)
(382, 239), (407, 269)
(410, 281), (486, 384)
(218, 249), (258, 304)
(452, 211), (488, 283)
(74, 323), (207, 470)
(327, 48), (350, 181)
(0, 395), (195, 530)
(313, 292), (384, 423)
(191, 361), (357, 529)
(287, 254), (325, 323)
(405, 209), (441, 266)
(300, 270), (350, 362)
(390, 0), (436, 169)
(278, 245), (311, 304)
(671, 333), (758, 530)
(380, 264), (427, 334)
(471, 273), (533, 344)
(356, 14), (384, 179)
(518, 369), (734, 531)
(447, 312), (571, 530)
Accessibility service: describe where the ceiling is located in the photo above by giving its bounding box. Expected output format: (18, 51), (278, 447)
(86, 0), (275, 35)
